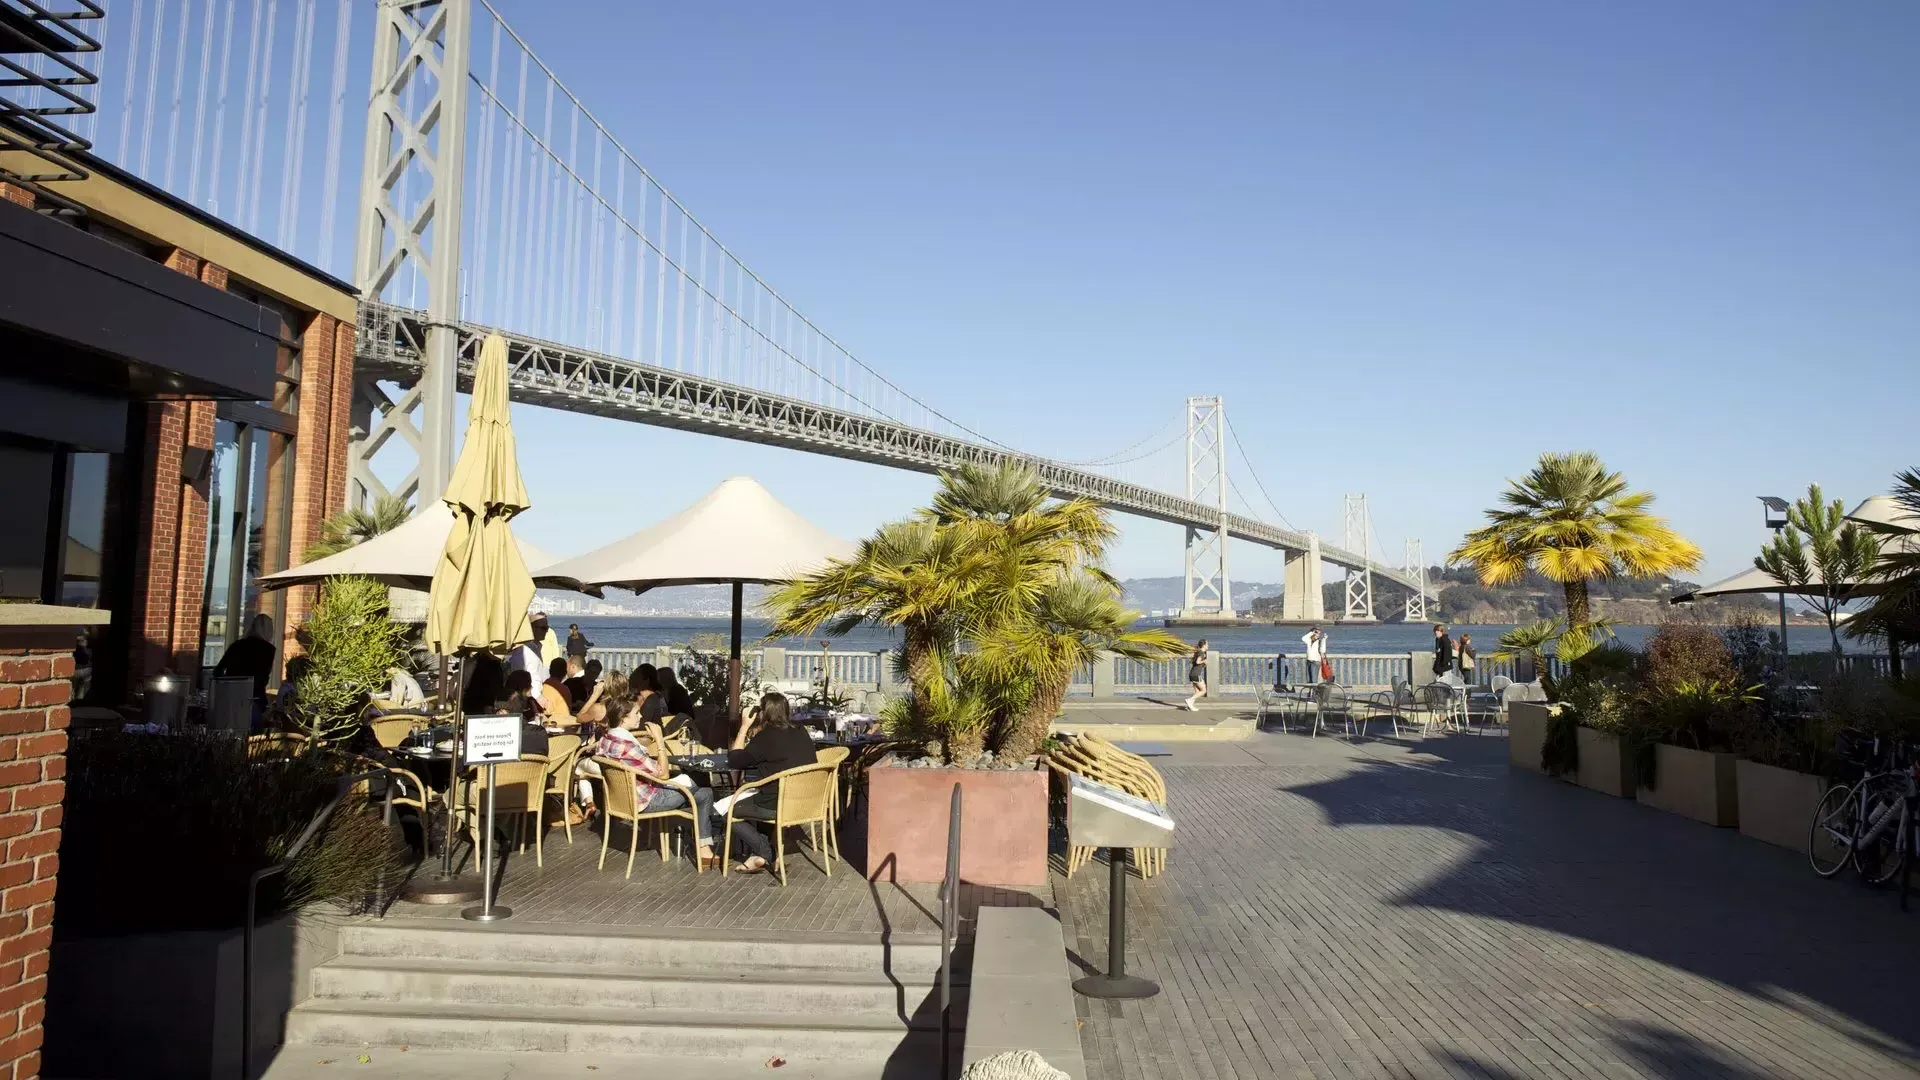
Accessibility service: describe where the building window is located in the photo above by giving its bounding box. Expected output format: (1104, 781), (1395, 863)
(200, 421), (295, 672)
(59, 451), (109, 607)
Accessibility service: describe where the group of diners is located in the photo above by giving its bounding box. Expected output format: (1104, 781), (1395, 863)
(449, 646), (813, 875)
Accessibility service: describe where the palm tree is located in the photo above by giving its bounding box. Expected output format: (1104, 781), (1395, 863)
(1843, 469), (1920, 657)
(768, 518), (988, 724)
(303, 495), (411, 562)
(971, 573), (1185, 760)
(1451, 451), (1702, 649)
(1755, 483), (1881, 657)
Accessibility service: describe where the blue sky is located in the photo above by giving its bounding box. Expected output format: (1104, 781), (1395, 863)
(481, 0), (1917, 585)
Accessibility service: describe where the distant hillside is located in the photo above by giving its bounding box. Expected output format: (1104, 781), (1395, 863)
(1118, 577), (1284, 614)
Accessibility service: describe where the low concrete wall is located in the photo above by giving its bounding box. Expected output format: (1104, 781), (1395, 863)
(1575, 727), (1635, 797)
(1736, 760), (1825, 853)
(1638, 744), (1739, 827)
(1508, 701), (1551, 774)
(963, 907), (1086, 1080)
(866, 763), (1048, 888)
(45, 908), (345, 1080)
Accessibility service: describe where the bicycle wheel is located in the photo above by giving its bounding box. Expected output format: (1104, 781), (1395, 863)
(1851, 776), (1910, 886)
(1809, 783), (1859, 877)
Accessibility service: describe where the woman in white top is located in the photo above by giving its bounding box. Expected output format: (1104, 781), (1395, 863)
(1301, 627), (1327, 683)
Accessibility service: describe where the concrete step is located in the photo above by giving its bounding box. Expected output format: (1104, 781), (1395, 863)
(312, 955), (966, 1019)
(285, 999), (950, 1062)
(339, 917), (957, 978)
(264, 1045), (948, 1080)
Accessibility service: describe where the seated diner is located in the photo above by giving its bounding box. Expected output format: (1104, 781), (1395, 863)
(582, 699), (718, 868)
(724, 692), (818, 875)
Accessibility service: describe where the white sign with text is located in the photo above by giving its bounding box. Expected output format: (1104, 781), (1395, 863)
(464, 713), (523, 763)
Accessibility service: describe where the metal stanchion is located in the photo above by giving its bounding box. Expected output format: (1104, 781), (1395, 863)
(462, 759), (512, 922)
(1073, 848), (1159, 999)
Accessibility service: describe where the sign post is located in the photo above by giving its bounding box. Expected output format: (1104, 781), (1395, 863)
(1066, 774), (1175, 1000)
(460, 713), (522, 923)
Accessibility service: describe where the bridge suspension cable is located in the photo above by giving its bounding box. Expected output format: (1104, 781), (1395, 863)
(446, 0), (1008, 450)
(1223, 415), (1298, 532)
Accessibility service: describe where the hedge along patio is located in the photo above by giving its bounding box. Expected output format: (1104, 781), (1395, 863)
(591, 646), (1568, 698)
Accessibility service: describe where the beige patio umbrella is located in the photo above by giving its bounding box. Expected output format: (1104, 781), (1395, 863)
(538, 476), (855, 723)
(257, 503), (585, 594)
(426, 333), (536, 655)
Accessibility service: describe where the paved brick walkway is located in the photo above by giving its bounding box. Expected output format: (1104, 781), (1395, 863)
(1059, 732), (1920, 1080)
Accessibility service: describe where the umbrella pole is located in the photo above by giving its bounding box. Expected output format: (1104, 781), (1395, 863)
(400, 652), (482, 905)
(728, 582), (745, 737)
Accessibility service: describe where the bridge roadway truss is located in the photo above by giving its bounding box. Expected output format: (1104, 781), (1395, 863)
(353, 302), (1430, 595)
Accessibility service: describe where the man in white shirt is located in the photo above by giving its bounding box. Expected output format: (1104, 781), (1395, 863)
(1301, 627), (1326, 683)
(508, 611), (564, 677)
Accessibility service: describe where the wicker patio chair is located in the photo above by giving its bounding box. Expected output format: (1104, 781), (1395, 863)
(537, 734), (583, 855)
(457, 759), (544, 861)
(366, 716), (418, 750)
(814, 744), (850, 838)
(591, 756), (702, 879)
(721, 759), (839, 885)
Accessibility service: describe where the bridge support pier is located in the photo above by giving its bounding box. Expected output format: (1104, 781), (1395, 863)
(1181, 397), (1233, 618)
(1281, 536), (1325, 623)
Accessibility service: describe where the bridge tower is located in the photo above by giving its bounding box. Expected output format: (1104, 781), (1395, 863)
(1404, 539), (1429, 622)
(1342, 494), (1375, 622)
(1181, 396), (1232, 618)
(348, 0), (473, 510)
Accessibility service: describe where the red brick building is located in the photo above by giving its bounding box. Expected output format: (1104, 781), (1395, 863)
(0, 153), (360, 1079)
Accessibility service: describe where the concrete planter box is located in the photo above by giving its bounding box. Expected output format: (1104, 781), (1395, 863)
(866, 761), (1048, 888)
(1637, 744), (1740, 827)
(1507, 701), (1552, 774)
(45, 910), (343, 1080)
(1736, 759), (1826, 853)
(1575, 727), (1635, 797)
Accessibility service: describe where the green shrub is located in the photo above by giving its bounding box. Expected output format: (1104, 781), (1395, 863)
(59, 732), (408, 936)
(291, 575), (409, 747)
(676, 633), (764, 710)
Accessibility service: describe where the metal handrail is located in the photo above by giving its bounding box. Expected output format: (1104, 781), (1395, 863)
(241, 766), (394, 1079)
(938, 781), (961, 1080)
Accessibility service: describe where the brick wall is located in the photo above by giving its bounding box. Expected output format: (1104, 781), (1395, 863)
(0, 184), (32, 210)
(0, 628), (76, 1080)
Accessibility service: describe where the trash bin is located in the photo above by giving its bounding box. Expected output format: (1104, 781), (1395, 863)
(208, 676), (254, 734)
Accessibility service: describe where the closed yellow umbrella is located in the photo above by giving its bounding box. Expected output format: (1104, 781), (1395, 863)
(426, 333), (535, 654)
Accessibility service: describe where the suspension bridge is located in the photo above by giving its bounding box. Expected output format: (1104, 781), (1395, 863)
(47, 0), (1437, 620)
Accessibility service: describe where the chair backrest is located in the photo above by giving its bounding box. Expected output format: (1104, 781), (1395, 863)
(592, 756), (641, 820)
(772, 762), (837, 824)
(1313, 682), (1337, 705)
(369, 716), (415, 749)
(543, 734), (582, 784)
(1491, 675), (1513, 694)
(248, 732), (308, 757)
(467, 760), (545, 812)
(814, 745), (850, 768)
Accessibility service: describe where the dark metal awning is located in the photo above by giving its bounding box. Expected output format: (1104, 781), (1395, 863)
(0, 198), (278, 401)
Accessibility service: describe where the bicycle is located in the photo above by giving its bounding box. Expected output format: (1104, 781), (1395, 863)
(1807, 734), (1912, 884)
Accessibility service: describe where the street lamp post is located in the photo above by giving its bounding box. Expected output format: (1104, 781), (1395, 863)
(1759, 496), (1791, 676)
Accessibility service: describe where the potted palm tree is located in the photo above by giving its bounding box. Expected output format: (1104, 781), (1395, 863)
(769, 464), (1182, 887)
(1453, 451), (1703, 776)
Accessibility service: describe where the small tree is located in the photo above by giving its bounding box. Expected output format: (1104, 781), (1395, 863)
(291, 575), (409, 746)
(1755, 484), (1880, 657)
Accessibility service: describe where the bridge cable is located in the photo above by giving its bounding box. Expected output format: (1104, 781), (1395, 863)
(469, 0), (1011, 450)
(1054, 415), (1183, 468)
(1223, 415), (1298, 531)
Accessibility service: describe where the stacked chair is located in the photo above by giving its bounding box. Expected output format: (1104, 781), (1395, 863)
(1044, 733), (1168, 879)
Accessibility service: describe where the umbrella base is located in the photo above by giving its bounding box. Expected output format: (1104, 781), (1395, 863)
(401, 872), (484, 905)
(461, 904), (513, 922)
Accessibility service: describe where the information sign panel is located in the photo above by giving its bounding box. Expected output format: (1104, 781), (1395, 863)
(464, 713), (523, 763)
(1068, 774), (1175, 849)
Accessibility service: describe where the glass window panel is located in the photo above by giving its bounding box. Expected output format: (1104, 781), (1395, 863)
(201, 420), (241, 667)
(59, 452), (109, 607)
(0, 447), (54, 600)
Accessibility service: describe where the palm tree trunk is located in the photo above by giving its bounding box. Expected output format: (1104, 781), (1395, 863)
(997, 678), (1069, 763)
(1562, 580), (1592, 630)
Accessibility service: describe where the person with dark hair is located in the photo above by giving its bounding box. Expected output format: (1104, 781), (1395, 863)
(565, 623), (592, 658)
(656, 665), (693, 717)
(541, 656), (575, 725)
(583, 698), (717, 866)
(1432, 623), (1455, 679)
(461, 651), (507, 715)
(723, 692), (819, 874)
(633, 663), (659, 695)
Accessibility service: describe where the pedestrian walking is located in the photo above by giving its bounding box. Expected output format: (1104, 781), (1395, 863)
(1183, 639), (1210, 711)
(1458, 633), (1477, 682)
(1432, 623), (1455, 678)
(566, 623), (593, 658)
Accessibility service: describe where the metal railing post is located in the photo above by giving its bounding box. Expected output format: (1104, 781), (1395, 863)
(939, 781), (961, 1080)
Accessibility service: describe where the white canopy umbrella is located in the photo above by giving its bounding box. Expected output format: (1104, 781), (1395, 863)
(1670, 565), (1886, 604)
(538, 476), (856, 719)
(258, 503), (590, 594)
(1848, 495), (1920, 537)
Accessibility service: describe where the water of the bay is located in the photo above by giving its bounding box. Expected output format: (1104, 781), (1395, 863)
(567, 615), (1847, 656)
